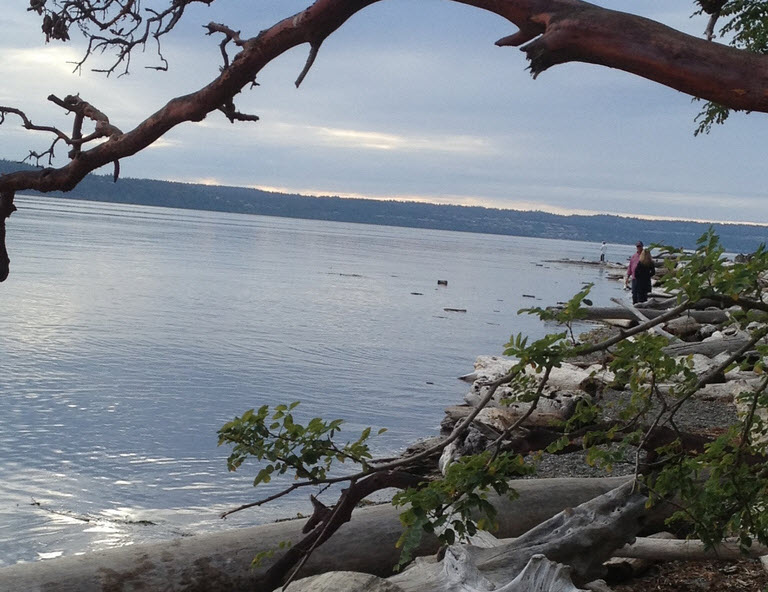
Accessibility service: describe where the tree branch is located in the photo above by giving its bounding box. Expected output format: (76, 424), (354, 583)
(0, 192), (16, 283)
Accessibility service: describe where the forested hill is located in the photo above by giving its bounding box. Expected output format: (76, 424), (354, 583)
(1, 159), (765, 252)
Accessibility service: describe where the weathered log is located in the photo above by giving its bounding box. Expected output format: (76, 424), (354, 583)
(578, 307), (728, 324)
(462, 357), (612, 408)
(613, 537), (768, 561)
(662, 335), (751, 357)
(697, 377), (762, 401)
(0, 477), (630, 592)
(610, 297), (681, 342)
(603, 531), (675, 582)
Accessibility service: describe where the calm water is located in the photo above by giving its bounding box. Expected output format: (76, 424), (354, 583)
(0, 196), (625, 565)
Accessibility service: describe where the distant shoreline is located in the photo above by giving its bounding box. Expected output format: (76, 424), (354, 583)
(3, 159), (764, 253)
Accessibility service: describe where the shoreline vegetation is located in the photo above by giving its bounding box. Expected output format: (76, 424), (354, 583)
(1, 159), (764, 253)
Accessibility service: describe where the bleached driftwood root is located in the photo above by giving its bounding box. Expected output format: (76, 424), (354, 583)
(287, 481), (646, 592)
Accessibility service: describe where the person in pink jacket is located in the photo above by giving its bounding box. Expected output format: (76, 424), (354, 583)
(626, 241), (644, 304)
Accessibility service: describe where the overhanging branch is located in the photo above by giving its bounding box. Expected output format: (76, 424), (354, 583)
(2, 0), (768, 282)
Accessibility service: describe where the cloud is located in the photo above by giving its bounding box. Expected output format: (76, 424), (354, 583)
(146, 138), (182, 150)
(190, 117), (499, 155)
(4, 46), (84, 72)
(300, 124), (494, 153)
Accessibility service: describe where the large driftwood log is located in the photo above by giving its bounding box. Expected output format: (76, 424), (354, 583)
(283, 571), (404, 591)
(0, 477), (630, 592)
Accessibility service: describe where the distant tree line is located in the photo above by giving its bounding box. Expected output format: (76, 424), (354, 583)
(1, 160), (763, 253)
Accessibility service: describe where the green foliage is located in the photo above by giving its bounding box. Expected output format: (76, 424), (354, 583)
(645, 420), (768, 549)
(252, 540), (292, 567)
(720, 0), (768, 53)
(656, 227), (726, 301)
(217, 402), (385, 484)
(391, 451), (533, 567)
(518, 283), (593, 345)
(659, 228), (768, 308)
(693, 0), (768, 133)
(693, 99), (730, 136)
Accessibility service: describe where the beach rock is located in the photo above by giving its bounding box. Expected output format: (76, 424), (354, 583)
(458, 355), (516, 384)
(442, 396), (584, 434)
(703, 330), (725, 342)
(722, 325), (745, 337)
(665, 317), (702, 338)
(676, 354), (717, 377)
(725, 369), (762, 382)
(697, 379), (761, 402)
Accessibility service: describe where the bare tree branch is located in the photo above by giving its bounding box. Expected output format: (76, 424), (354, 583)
(0, 192), (16, 283)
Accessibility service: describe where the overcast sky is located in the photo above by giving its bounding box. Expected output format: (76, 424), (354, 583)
(1, 1), (766, 224)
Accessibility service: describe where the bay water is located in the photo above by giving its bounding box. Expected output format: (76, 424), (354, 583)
(0, 196), (626, 565)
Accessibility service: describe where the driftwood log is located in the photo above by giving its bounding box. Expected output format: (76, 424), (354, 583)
(662, 335), (751, 357)
(613, 537), (768, 562)
(578, 307), (728, 324)
(610, 297), (681, 342)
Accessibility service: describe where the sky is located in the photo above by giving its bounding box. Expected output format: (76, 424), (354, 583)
(0, 0), (767, 225)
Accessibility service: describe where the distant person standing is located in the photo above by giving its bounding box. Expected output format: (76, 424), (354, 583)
(600, 241), (607, 263)
(626, 241), (644, 304)
(634, 249), (656, 303)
